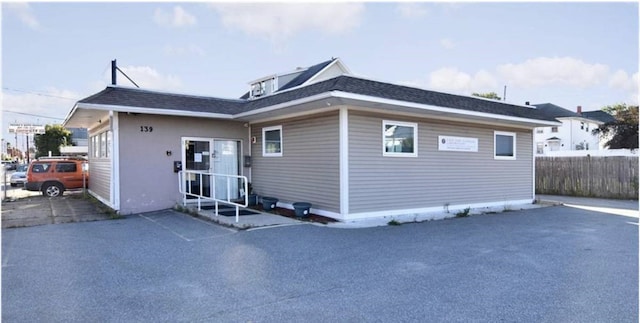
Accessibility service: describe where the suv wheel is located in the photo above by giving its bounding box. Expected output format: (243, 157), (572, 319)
(43, 183), (63, 197)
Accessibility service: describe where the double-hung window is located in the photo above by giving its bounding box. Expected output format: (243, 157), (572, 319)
(494, 131), (516, 160)
(263, 125), (283, 157)
(383, 120), (417, 157)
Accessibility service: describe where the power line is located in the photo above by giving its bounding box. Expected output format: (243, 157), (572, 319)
(2, 109), (65, 120)
(2, 87), (79, 101)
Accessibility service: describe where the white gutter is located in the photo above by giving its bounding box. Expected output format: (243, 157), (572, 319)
(75, 102), (234, 119)
(233, 92), (334, 118)
(234, 90), (561, 127)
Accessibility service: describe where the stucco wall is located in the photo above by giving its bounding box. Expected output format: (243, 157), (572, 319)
(117, 113), (248, 214)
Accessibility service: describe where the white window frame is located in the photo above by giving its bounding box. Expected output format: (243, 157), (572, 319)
(262, 125), (283, 157)
(383, 120), (418, 157)
(494, 131), (516, 160)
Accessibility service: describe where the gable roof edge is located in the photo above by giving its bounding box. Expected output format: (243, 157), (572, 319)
(304, 58), (351, 85)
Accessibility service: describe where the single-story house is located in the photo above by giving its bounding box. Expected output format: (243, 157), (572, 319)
(63, 58), (560, 221)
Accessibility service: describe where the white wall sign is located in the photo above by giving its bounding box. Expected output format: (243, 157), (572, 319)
(8, 124), (45, 134)
(438, 135), (478, 152)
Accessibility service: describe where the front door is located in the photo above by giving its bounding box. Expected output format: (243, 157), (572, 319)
(213, 140), (241, 200)
(183, 138), (212, 198)
(182, 137), (242, 201)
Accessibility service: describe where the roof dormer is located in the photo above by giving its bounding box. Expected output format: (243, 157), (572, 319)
(244, 57), (350, 100)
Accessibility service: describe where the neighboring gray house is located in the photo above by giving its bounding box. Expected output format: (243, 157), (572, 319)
(63, 58), (560, 221)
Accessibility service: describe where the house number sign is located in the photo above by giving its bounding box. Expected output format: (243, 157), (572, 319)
(140, 126), (154, 132)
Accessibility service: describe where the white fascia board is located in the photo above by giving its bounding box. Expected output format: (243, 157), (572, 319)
(62, 103), (80, 127)
(247, 74), (278, 85)
(233, 92), (334, 119)
(342, 74), (533, 109)
(333, 91), (562, 127)
(305, 58), (351, 84)
(76, 102), (233, 119)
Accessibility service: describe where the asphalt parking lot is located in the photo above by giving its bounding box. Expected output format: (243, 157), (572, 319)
(2, 204), (637, 322)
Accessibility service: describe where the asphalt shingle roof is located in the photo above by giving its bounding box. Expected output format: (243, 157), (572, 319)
(531, 103), (579, 119)
(276, 59), (334, 91)
(582, 110), (616, 123)
(79, 86), (244, 114)
(238, 59), (335, 100)
(532, 103), (616, 123)
(78, 75), (559, 122)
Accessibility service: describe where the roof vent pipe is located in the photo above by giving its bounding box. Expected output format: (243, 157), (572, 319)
(111, 59), (117, 85)
(525, 101), (530, 106)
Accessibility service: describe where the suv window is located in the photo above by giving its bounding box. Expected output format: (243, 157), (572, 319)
(55, 162), (77, 173)
(32, 163), (52, 173)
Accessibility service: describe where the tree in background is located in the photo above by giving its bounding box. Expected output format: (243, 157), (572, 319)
(471, 92), (502, 101)
(34, 124), (72, 158)
(591, 103), (638, 149)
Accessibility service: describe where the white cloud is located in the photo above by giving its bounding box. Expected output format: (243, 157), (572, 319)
(164, 44), (205, 57)
(154, 6), (197, 28)
(609, 70), (639, 105)
(209, 3), (364, 44)
(396, 3), (428, 18)
(5, 3), (40, 30)
(107, 66), (182, 91)
(2, 87), (80, 125)
(440, 38), (455, 50)
(427, 67), (497, 94)
(497, 57), (609, 88)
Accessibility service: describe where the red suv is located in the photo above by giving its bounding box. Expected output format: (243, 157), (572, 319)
(25, 157), (89, 197)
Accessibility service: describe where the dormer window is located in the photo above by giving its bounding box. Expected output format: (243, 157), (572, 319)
(249, 76), (278, 99)
(251, 82), (266, 98)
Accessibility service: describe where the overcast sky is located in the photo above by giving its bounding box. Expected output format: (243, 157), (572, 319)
(2, 2), (638, 151)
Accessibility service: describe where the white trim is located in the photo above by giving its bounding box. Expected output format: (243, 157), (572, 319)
(305, 58), (351, 85)
(382, 120), (418, 157)
(247, 74), (277, 85)
(262, 125), (283, 157)
(339, 108), (349, 216)
(88, 189), (118, 212)
(333, 91), (560, 127)
(346, 199), (534, 221)
(532, 129), (536, 201)
(234, 92), (334, 118)
(111, 111), (120, 210)
(276, 201), (343, 220)
(494, 131), (517, 160)
(75, 102), (234, 120)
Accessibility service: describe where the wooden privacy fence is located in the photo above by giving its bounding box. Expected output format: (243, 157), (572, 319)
(536, 156), (638, 199)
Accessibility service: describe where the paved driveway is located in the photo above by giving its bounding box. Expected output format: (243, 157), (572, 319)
(2, 206), (637, 322)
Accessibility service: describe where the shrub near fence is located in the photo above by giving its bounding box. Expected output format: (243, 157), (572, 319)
(536, 156), (639, 199)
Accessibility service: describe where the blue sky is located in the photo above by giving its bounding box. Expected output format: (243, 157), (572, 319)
(2, 2), (638, 152)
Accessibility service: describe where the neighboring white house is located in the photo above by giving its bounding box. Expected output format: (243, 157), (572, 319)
(533, 103), (614, 155)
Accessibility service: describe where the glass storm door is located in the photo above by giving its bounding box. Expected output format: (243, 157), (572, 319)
(213, 140), (241, 200)
(183, 138), (212, 198)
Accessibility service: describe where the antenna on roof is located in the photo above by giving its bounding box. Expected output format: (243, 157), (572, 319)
(503, 85), (507, 101)
(111, 59), (140, 88)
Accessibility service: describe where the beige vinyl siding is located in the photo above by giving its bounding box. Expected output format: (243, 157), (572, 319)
(88, 123), (112, 203)
(251, 112), (340, 212)
(349, 111), (533, 213)
(89, 159), (111, 202)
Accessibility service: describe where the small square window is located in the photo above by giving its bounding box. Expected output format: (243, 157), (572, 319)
(551, 126), (558, 133)
(383, 121), (417, 157)
(263, 125), (282, 157)
(494, 131), (516, 160)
